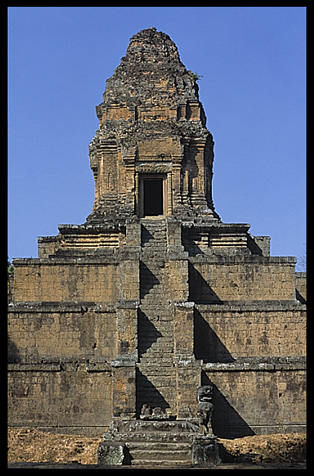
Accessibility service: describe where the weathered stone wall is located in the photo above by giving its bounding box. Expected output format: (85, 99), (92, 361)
(8, 303), (117, 435)
(202, 365), (306, 437)
(194, 303), (306, 361)
(189, 256), (296, 303)
(8, 251), (306, 436)
(195, 301), (306, 437)
(8, 304), (117, 363)
(295, 272), (306, 302)
(8, 364), (112, 436)
(12, 259), (118, 303)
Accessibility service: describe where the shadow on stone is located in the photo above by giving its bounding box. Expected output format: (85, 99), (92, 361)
(194, 309), (235, 363)
(141, 225), (155, 246)
(138, 309), (162, 357)
(188, 263), (223, 303)
(8, 336), (20, 363)
(140, 261), (160, 298)
(136, 368), (170, 417)
(202, 372), (255, 439)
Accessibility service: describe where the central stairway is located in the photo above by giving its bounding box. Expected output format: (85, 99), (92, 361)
(137, 219), (177, 416)
(104, 419), (199, 466)
(101, 219), (221, 467)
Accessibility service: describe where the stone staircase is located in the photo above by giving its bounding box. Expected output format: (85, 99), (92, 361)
(103, 420), (199, 466)
(137, 219), (177, 416)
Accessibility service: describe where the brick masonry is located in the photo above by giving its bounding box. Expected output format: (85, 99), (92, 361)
(8, 28), (306, 438)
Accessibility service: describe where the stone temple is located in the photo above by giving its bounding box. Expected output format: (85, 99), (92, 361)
(8, 28), (306, 464)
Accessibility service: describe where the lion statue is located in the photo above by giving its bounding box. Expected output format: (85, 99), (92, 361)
(196, 385), (214, 434)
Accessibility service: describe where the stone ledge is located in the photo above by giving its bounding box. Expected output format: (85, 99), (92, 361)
(12, 256), (118, 265)
(195, 301), (306, 312)
(116, 300), (139, 309)
(8, 302), (116, 313)
(86, 362), (112, 372)
(58, 223), (125, 234)
(8, 361), (112, 372)
(189, 255), (297, 265)
(202, 356), (306, 372)
(8, 363), (62, 372)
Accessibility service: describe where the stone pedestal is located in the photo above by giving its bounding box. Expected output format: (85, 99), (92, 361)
(97, 441), (127, 465)
(192, 435), (221, 466)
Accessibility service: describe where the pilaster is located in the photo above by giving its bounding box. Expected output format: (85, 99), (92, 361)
(112, 300), (138, 419)
(173, 301), (202, 419)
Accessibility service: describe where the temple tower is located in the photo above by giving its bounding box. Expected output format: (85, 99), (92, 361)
(8, 29), (306, 445)
(87, 27), (218, 223)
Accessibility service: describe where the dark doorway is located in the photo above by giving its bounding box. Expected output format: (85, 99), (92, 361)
(143, 177), (163, 216)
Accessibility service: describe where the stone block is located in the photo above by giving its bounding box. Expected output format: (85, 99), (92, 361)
(97, 441), (126, 465)
(192, 435), (221, 466)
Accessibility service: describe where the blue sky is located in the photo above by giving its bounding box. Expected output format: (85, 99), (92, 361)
(8, 7), (306, 268)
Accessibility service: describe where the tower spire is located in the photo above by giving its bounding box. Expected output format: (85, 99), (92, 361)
(87, 28), (219, 223)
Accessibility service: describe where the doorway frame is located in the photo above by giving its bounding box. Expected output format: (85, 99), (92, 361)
(138, 173), (168, 218)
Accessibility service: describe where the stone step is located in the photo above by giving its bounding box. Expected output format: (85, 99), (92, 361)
(138, 342), (171, 353)
(127, 441), (191, 451)
(139, 349), (174, 358)
(140, 291), (168, 300)
(141, 235), (166, 240)
(130, 459), (191, 467)
(129, 449), (191, 464)
(145, 334), (173, 342)
(138, 348), (170, 358)
(138, 358), (174, 367)
(108, 419), (199, 434)
(140, 263), (166, 272)
(139, 334), (173, 343)
(140, 278), (164, 286)
(136, 392), (176, 406)
(138, 323), (173, 333)
(138, 358), (174, 366)
(105, 433), (195, 444)
(139, 349), (174, 359)
(103, 420), (200, 467)
(147, 340), (173, 349)
(139, 326), (172, 335)
(143, 348), (173, 356)
(138, 364), (174, 373)
(138, 336), (173, 346)
(136, 386), (176, 395)
(138, 354), (174, 362)
(138, 342), (173, 352)
(107, 431), (196, 444)
(140, 287), (169, 295)
(136, 371), (175, 380)
(141, 241), (167, 246)
(139, 305), (172, 314)
(139, 324), (171, 331)
(140, 277), (165, 286)
(139, 301), (171, 308)
(141, 246), (167, 252)
(139, 319), (172, 327)
(140, 274), (164, 281)
(138, 315), (173, 324)
(140, 327), (172, 335)
(141, 245), (167, 250)
(138, 362), (174, 370)
(141, 252), (168, 260)
(136, 375), (176, 385)
(141, 237), (167, 243)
